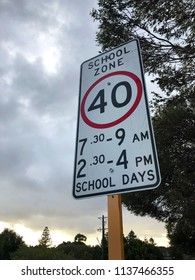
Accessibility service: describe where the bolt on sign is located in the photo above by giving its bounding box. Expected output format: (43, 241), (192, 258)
(73, 39), (161, 199)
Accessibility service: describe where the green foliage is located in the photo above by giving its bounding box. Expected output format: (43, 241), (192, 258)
(0, 228), (25, 259)
(123, 97), (195, 256)
(11, 243), (101, 260)
(11, 245), (73, 260)
(38, 226), (52, 248)
(57, 241), (101, 260)
(91, 0), (195, 100)
(125, 238), (163, 260)
(74, 233), (87, 244)
(124, 230), (164, 259)
(126, 230), (137, 240)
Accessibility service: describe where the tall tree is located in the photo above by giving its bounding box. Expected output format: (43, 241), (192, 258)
(0, 228), (25, 259)
(91, 0), (195, 255)
(91, 0), (194, 104)
(124, 230), (164, 259)
(74, 233), (87, 244)
(38, 226), (52, 248)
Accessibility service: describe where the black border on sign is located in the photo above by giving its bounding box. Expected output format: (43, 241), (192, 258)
(72, 39), (161, 199)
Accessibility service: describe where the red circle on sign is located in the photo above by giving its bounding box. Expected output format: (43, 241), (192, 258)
(81, 71), (142, 129)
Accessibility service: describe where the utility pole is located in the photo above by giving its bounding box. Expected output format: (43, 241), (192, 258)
(98, 215), (108, 260)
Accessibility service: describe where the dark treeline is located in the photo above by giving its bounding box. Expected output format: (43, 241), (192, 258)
(0, 227), (190, 260)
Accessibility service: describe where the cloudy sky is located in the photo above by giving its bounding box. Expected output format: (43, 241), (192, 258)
(0, 0), (168, 247)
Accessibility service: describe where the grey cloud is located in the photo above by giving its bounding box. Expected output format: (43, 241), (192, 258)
(0, 0), (61, 40)
(10, 53), (80, 117)
(0, 0), (107, 240)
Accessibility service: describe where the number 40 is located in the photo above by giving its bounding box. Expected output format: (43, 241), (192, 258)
(88, 81), (132, 113)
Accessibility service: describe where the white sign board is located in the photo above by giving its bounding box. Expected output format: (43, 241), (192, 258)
(73, 39), (161, 198)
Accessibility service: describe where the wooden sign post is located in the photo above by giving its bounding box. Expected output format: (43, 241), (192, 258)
(107, 194), (125, 260)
